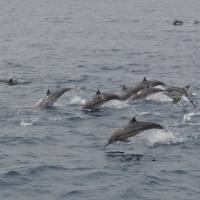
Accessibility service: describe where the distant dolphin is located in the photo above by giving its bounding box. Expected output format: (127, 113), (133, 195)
(164, 85), (197, 108)
(0, 77), (18, 86)
(82, 90), (121, 110)
(131, 87), (164, 100)
(173, 20), (184, 26)
(104, 117), (164, 147)
(35, 87), (71, 108)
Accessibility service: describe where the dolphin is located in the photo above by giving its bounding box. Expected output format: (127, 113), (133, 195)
(164, 85), (197, 108)
(82, 90), (121, 110)
(131, 87), (164, 100)
(120, 77), (166, 100)
(0, 77), (18, 86)
(119, 85), (144, 100)
(164, 91), (183, 103)
(173, 20), (184, 26)
(119, 79), (148, 100)
(104, 117), (164, 147)
(164, 85), (191, 96)
(35, 87), (71, 108)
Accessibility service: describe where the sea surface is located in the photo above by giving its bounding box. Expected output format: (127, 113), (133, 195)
(0, 0), (200, 199)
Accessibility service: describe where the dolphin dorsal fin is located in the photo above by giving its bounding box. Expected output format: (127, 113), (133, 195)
(8, 78), (13, 83)
(96, 90), (101, 95)
(185, 85), (190, 89)
(122, 85), (126, 91)
(47, 89), (51, 95)
(143, 77), (147, 82)
(129, 117), (137, 123)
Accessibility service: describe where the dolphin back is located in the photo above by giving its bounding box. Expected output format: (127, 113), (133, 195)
(102, 93), (121, 101)
(132, 87), (163, 100)
(82, 94), (104, 110)
(144, 79), (166, 87)
(83, 92), (121, 110)
(118, 121), (164, 139)
(120, 84), (146, 100)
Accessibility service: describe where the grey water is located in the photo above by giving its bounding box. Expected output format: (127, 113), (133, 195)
(0, 0), (200, 199)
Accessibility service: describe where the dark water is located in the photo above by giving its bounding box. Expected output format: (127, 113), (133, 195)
(0, 0), (200, 199)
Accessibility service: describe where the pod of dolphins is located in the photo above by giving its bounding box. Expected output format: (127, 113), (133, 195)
(1, 76), (198, 147)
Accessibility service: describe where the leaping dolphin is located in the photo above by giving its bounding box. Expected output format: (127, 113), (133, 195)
(104, 117), (164, 147)
(131, 87), (164, 100)
(120, 77), (166, 100)
(164, 85), (191, 96)
(35, 87), (71, 108)
(119, 80), (147, 100)
(82, 90), (121, 110)
(164, 85), (197, 108)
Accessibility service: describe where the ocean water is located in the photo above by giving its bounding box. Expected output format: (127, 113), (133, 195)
(0, 0), (200, 199)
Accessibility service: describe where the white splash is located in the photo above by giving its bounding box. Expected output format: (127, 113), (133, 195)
(154, 85), (165, 90)
(181, 96), (189, 102)
(20, 117), (39, 126)
(183, 112), (200, 122)
(103, 100), (129, 109)
(146, 92), (172, 102)
(140, 129), (175, 147)
(139, 111), (151, 115)
(66, 95), (86, 105)
(20, 121), (33, 126)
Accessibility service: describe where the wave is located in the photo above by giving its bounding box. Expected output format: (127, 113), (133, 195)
(106, 151), (156, 162)
(0, 165), (67, 180)
(183, 112), (200, 122)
